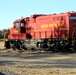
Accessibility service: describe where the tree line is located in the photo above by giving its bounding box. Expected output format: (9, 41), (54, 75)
(0, 29), (9, 40)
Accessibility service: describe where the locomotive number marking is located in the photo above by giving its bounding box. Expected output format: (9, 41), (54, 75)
(14, 30), (19, 33)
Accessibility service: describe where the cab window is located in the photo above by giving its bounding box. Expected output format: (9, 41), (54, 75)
(14, 23), (19, 28)
(20, 23), (25, 27)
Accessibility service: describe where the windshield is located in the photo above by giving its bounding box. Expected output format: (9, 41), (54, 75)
(14, 22), (19, 28)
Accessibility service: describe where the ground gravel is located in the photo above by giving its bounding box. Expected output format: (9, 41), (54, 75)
(0, 42), (76, 75)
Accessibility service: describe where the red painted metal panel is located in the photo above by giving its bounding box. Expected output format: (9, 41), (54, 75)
(8, 11), (76, 39)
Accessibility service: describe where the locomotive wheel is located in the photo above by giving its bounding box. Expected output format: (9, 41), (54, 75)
(12, 45), (16, 50)
(22, 43), (28, 51)
(37, 43), (42, 48)
(22, 46), (27, 51)
(5, 41), (10, 49)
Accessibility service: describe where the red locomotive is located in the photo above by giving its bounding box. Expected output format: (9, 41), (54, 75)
(5, 11), (76, 51)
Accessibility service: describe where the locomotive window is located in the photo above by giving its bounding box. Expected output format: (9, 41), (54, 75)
(14, 23), (19, 28)
(20, 23), (25, 27)
(69, 16), (76, 20)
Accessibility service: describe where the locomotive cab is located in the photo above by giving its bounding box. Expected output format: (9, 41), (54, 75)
(4, 18), (27, 49)
(14, 18), (26, 33)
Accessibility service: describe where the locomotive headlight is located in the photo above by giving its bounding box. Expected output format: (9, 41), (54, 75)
(16, 40), (18, 41)
(14, 30), (19, 33)
(5, 39), (8, 41)
(31, 39), (33, 41)
(38, 39), (41, 42)
(49, 39), (51, 41)
(64, 37), (68, 40)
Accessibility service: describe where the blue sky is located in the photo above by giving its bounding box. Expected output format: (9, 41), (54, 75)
(0, 0), (76, 30)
